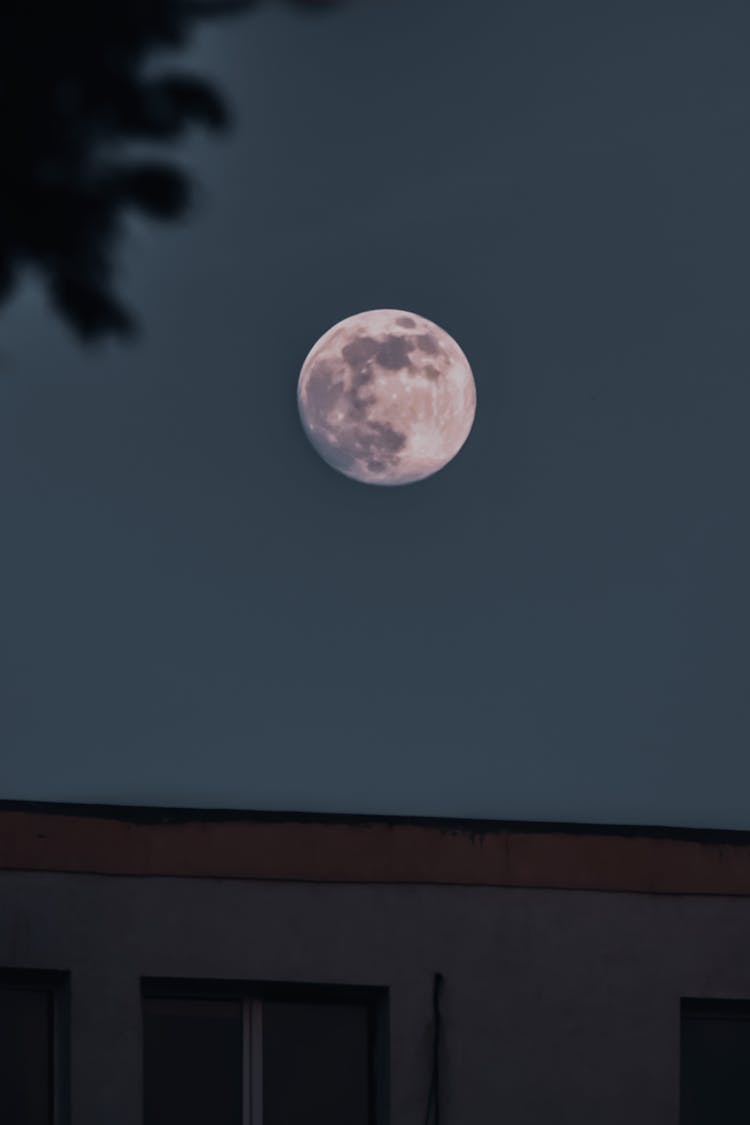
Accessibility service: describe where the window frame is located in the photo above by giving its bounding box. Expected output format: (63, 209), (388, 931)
(680, 996), (750, 1124)
(0, 967), (70, 1125)
(141, 976), (389, 1125)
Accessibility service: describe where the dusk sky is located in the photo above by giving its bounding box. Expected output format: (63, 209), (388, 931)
(2, 0), (749, 828)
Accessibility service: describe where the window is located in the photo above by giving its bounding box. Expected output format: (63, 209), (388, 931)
(143, 996), (243, 1124)
(142, 980), (386, 1125)
(0, 970), (68, 1125)
(681, 999), (750, 1124)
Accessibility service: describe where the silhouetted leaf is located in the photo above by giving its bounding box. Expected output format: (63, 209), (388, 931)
(0, 0), (342, 342)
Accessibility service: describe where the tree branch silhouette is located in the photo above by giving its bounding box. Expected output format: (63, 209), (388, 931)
(0, 0), (338, 341)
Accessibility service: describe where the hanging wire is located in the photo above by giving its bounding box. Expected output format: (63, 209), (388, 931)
(423, 972), (444, 1125)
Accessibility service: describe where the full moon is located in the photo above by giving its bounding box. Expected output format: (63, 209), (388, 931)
(297, 309), (476, 485)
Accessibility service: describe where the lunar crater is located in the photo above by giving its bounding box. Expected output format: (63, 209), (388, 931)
(298, 309), (475, 485)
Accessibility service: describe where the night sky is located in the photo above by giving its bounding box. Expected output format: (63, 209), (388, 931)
(2, 0), (749, 828)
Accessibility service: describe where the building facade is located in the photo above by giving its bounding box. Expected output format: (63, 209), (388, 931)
(2, 799), (750, 1124)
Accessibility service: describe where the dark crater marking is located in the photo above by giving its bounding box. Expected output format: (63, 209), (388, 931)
(415, 332), (439, 355)
(342, 332), (416, 374)
(304, 356), (407, 476)
(341, 335), (380, 368)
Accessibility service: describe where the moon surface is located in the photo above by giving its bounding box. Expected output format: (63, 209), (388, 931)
(297, 309), (476, 485)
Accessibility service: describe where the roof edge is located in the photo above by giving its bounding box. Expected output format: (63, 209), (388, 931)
(1, 796), (748, 845)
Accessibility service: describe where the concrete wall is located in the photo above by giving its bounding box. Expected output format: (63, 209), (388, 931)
(3, 869), (750, 1124)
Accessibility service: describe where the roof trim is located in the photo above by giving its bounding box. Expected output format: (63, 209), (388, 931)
(1, 797), (748, 843)
(2, 799), (750, 894)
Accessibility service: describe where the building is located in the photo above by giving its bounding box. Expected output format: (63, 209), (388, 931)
(2, 798), (750, 1124)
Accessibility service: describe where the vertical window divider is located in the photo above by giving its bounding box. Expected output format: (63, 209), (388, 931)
(251, 998), (263, 1125)
(52, 980), (70, 1125)
(242, 998), (251, 1125)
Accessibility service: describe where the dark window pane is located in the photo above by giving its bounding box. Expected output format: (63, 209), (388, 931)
(0, 986), (53, 1125)
(263, 1001), (370, 1125)
(143, 997), (243, 1125)
(681, 1004), (750, 1124)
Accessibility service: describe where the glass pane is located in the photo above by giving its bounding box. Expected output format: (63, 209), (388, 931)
(263, 1001), (370, 1125)
(681, 1011), (750, 1124)
(143, 996), (243, 1125)
(0, 986), (53, 1125)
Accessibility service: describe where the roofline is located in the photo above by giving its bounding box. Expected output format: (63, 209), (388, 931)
(3, 798), (750, 895)
(1, 797), (749, 845)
